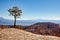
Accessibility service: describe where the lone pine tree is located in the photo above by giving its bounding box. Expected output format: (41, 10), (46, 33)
(8, 6), (22, 28)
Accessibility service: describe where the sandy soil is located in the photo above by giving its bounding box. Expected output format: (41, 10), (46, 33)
(0, 28), (60, 40)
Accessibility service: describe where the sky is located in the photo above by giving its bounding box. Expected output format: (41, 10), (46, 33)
(0, 0), (60, 20)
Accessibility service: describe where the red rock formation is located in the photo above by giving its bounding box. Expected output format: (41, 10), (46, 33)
(0, 25), (8, 29)
(25, 22), (60, 37)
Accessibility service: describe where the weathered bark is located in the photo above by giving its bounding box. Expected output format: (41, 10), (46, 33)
(14, 16), (16, 28)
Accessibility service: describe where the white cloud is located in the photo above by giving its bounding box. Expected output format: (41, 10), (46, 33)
(2, 16), (60, 20)
(42, 17), (60, 20)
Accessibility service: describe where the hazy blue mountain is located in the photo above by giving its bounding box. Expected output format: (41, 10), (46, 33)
(33, 19), (60, 24)
(0, 17), (60, 26)
(0, 17), (36, 25)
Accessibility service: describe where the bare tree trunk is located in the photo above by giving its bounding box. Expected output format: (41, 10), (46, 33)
(14, 16), (16, 28)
